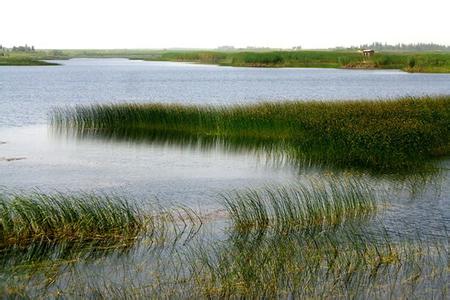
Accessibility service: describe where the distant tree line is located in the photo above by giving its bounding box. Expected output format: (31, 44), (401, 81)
(336, 42), (450, 52)
(215, 46), (287, 52)
(0, 44), (36, 52)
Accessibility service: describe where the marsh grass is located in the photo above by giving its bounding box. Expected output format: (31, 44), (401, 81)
(154, 50), (450, 73)
(223, 178), (378, 232)
(52, 96), (450, 172)
(0, 190), (204, 250)
(3, 226), (446, 299)
(179, 179), (446, 298)
(0, 57), (57, 66)
(0, 176), (446, 298)
(0, 191), (143, 247)
(0, 190), (207, 298)
(0, 186), (447, 298)
(186, 227), (448, 298)
(0, 51), (61, 66)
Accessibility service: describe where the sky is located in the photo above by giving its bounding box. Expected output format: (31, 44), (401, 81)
(1, 0), (449, 49)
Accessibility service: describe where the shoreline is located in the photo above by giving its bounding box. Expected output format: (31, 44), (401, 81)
(2, 49), (450, 73)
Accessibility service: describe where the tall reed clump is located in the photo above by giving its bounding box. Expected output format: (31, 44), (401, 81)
(223, 178), (378, 232)
(52, 96), (450, 171)
(0, 191), (143, 247)
(288, 97), (450, 170)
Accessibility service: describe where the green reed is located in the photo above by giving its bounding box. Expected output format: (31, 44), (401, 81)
(3, 49), (450, 72)
(0, 186), (447, 298)
(186, 227), (448, 298)
(52, 96), (450, 171)
(223, 178), (378, 232)
(0, 191), (144, 247)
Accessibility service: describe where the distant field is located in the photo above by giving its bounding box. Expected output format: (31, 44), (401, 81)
(0, 56), (58, 66)
(0, 49), (161, 65)
(0, 50), (66, 65)
(151, 50), (450, 73)
(2, 49), (450, 72)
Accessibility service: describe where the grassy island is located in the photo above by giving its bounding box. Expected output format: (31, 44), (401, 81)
(0, 57), (58, 66)
(0, 51), (60, 66)
(53, 96), (450, 172)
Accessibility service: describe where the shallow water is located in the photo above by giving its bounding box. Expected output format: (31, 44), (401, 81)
(0, 125), (299, 211)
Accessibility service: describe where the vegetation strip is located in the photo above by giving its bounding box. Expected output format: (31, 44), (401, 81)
(3, 49), (450, 72)
(0, 191), (204, 248)
(153, 50), (450, 73)
(223, 178), (378, 232)
(187, 228), (448, 298)
(0, 192), (143, 247)
(52, 96), (450, 171)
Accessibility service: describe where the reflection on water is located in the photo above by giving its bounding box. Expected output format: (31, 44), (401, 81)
(57, 123), (445, 173)
(1, 216), (447, 298)
(0, 239), (134, 271)
(0, 126), (300, 210)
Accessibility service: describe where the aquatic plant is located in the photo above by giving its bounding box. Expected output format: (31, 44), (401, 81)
(52, 96), (450, 171)
(187, 227), (448, 298)
(0, 191), (143, 247)
(222, 178), (378, 232)
(0, 190), (206, 250)
(0, 186), (447, 298)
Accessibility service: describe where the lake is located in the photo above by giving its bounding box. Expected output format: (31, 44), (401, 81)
(0, 58), (449, 235)
(1, 58), (449, 297)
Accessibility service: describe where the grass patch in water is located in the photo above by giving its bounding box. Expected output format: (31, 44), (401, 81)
(223, 178), (378, 233)
(187, 227), (448, 298)
(0, 191), (143, 247)
(0, 58), (57, 66)
(0, 190), (205, 250)
(0, 52), (59, 66)
(52, 96), (450, 172)
(0, 185), (447, 298)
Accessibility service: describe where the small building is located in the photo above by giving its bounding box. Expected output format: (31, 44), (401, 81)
(362, 49), (375, 57)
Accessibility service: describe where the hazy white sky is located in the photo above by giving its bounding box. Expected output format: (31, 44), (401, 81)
(2, 0), (449, 49)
